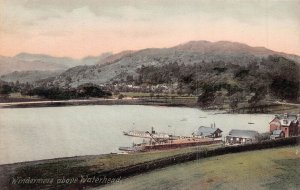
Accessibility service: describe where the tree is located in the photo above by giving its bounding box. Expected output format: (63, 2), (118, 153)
(150, 92), (154, 100)
(229, 93), (241, 112)
(118, 94), (124, 99)
(197, 85), (216, 107)
(0, 84), (12, 98)
(113, 90), (120, 95)
(126, 75), (134, 82)
(270, 77), (299, 101)
(77, 83), (112, 98)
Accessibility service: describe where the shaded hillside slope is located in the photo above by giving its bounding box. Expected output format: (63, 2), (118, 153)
(40, 41), (300, 89)
(0, 52), (112, 76)
(0, 70), (63, 83)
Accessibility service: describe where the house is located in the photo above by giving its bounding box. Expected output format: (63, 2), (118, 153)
(270, 130), (285, 140)
(192, 126), (223, 138)
(269, 113), (300, 137)
(225, 129), (259, 145)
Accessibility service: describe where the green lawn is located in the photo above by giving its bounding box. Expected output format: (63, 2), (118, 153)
(3, 144), (221, 189)
(4, 144), (300, 190)
(8, 92), (39, 99)
(120, 92), (196, 98)
(81, 144), (220, 171)
(99, 145), (300, 190)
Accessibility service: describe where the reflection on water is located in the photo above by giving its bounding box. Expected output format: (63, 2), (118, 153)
(0, 105), (273, 165)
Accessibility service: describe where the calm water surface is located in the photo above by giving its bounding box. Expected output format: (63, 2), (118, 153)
(0, 105), (273, 165)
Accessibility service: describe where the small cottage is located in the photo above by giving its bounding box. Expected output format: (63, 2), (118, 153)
(225, 129), (259, 145)
(192, 126), (223, 138)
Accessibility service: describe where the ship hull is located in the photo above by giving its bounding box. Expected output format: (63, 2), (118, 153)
(119, 139), (222, 153)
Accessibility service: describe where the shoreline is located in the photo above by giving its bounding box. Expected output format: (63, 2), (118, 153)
(1, 98), (299, 115)
(0, 98), (197, 109)
(1, 137), (299, 190)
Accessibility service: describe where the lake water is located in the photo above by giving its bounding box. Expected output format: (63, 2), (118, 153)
(0, 105), (274, 165)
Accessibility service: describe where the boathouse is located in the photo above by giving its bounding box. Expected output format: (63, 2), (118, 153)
(192, 126), (222, 138)
(270, 130), (285, 140)
(225, 129), (259, 145)
(269, 113), (300, 137)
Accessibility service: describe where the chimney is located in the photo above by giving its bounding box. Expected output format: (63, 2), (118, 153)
(284, 113), (288, 119)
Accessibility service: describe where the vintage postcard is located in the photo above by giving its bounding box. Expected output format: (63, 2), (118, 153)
(0, 0), (300, 189)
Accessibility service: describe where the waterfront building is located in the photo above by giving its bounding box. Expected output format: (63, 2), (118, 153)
(269, 113), (300, 137)
(225, 129), (259, 145)
(270, 130), (285, 140)
(192, 126), (223, 138)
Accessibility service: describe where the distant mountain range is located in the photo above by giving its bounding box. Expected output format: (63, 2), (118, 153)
(33, 40), (300, 87)
(0, 52), (112, 76)
(0, 70), (63, 83)
(1, 41), (300, 86)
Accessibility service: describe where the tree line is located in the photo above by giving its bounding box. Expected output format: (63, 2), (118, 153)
(0, 82), (112, 100)
(130, 56), (300, 108)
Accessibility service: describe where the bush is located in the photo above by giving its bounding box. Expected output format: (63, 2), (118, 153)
(118, 94), (125, 99)
(0, 84), (12, 97)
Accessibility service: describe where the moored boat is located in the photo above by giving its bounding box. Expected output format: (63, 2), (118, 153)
(123, 127), (172, 139)
(119, 127), (222, 153)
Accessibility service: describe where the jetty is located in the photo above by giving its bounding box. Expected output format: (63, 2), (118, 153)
(120, 127), (222, 152)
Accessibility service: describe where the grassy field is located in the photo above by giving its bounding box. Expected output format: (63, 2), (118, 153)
(2, 143), (300, 190)
(8, 92), (37, 99)
(0, 144), (221, 189)
(268, 104), (300, 114)
(0, 92), (42, 103)
(120, 92), (197, 99)
(100, 145), (300, 190)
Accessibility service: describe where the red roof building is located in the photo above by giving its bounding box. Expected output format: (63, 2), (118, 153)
(269, 113), (300, 137)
